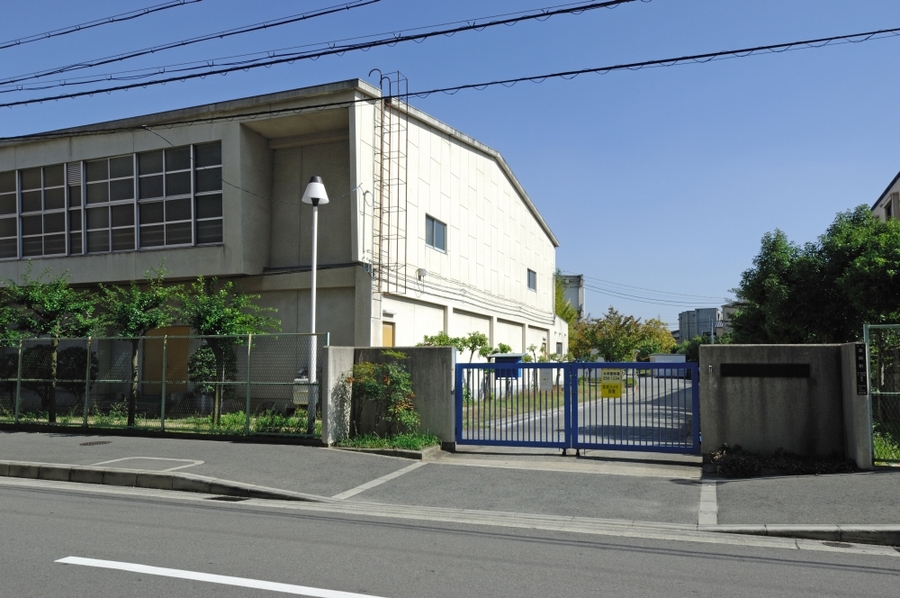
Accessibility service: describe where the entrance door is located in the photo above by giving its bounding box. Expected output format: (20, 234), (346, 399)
(382, 322), (395, 347)
(142, 326), (190, 395)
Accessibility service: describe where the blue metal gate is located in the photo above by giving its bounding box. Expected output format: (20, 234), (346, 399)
(455, 361), (700, 454)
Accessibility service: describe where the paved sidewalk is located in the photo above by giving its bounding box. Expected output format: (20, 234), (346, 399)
(1, 431), (898, 545)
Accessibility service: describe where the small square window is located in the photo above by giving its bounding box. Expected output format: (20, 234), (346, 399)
(425, 215), (446, 252)
(527, 269), (537, 291)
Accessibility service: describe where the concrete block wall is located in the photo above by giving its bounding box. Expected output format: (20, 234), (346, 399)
(322, 346), (455, 445)
(700, 343), (874, 468)
(700, 345), (844, 457)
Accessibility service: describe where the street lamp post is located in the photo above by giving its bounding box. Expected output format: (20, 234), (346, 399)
(301, 176), (329, 434)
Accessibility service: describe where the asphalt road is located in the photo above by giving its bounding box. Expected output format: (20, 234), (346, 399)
(2, 480), (898, 598)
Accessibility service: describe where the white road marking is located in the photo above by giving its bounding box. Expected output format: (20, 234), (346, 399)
(331, 462), (425, 500)
(55, 556), (389, 598)
(699, 479), (717, 526)
(90, 457), (204, 471)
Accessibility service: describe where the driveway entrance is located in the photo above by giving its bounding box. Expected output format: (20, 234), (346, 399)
(455, 361), (700, 454)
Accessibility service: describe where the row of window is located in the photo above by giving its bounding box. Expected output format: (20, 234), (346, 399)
(425, 213), (538, 291)
(0, 142), (223, 260)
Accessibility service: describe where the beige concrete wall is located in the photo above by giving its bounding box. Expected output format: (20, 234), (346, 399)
(403, 116), (556, 319)
(381, 296), (445, 347)
(495, 319), (524, 353)
(241, 268), (359, 346)
(700, 344), (845, 457)
(449, 309), (491, 356)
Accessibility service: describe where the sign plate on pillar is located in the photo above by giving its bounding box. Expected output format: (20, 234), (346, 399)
(855, 343), (868, 396)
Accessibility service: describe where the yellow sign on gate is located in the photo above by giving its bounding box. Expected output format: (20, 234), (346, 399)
(600, 368), (623, 398)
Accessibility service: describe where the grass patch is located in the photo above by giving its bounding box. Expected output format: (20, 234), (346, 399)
(336, 432), (440, 451)
(710, 445), (859, 478)
(873, 424), (900, 463)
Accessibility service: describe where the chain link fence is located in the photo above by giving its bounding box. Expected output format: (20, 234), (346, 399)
(865, 324), (900, 462)
(0, 333), (328, 437)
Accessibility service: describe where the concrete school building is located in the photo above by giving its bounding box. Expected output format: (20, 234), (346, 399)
(0, 79), (568, 356)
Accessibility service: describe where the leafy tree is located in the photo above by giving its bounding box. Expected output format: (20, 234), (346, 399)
(570, 307), (644, 361)
(459, 331), (489, 363)
(419, 331), (465, 352)
(56, 346), (99, 411)
(675, 335), (707, 363)
(3, 266), (101, 422)
(176, 277), (279, 424)
(634, 318), (677, 361)
(419, 330), (493, 362)
(99, 267), (180, 426)
(20, 344), (54, 413)
(570, 308), (677, 362)
(187, 344), (237, 405)
(732, 206), (900, 343)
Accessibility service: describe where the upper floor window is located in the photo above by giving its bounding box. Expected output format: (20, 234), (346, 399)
(527, 269), (537, 291)
(0, 141), (223, 261)
(425, 215), (446, 252)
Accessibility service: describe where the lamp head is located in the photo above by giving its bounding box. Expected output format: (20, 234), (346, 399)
(301, 176), (329, 206)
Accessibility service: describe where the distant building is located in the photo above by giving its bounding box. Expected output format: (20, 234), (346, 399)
(872, 171), (900, 221)
(558, 274), (585, 320)
(675, 308), (721, 344)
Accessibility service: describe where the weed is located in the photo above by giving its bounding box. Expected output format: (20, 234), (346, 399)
(710, 444), (858, 478)
(336, 432), (440, 451)
(873, 424), (900, 462)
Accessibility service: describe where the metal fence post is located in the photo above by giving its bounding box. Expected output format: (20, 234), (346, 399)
(160, 336), (168, 432)
(14, 339), (23, 425)
(245, 334), (252, 436)
(83, 337), (92, 427)
(691, 363), (701, 454)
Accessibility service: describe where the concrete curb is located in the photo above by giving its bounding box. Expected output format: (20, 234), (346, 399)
(0, 460), (333, 504)
(331, 444), (443, 460)
(703, 524), (900, 547)
(2, 459), (897, 547)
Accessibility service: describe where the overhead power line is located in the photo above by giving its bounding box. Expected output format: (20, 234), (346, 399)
(4, 20), (900, 138)
(583, 282), (724, 307)
(407, 25), (900, 100)
(0, 0), (381, 88)
(0, 0), (644, 105)
(564, 271), (729, 302)
(0, 0), (646, 95)
(0, 0), (202, 52)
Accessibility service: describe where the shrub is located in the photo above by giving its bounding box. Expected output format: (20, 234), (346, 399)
(348, 351), (419, 435)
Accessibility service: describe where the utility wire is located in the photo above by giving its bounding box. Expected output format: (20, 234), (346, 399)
(563, 271), (728, 301)
(408, 25), (900, 100)
(5, 21), (899, 138)
(583, 282), (723, 307)
(0, 0), (643, 106)
(0, 0), (646, 95)
(0, 0), (380, 88)
(0, 0), (202, 52)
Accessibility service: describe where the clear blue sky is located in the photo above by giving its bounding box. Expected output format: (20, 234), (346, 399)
(2, 0), (899, 329)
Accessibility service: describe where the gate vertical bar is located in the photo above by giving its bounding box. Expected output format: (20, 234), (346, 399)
(455, 363), (464, 444)
(566, 362), (576, 450)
